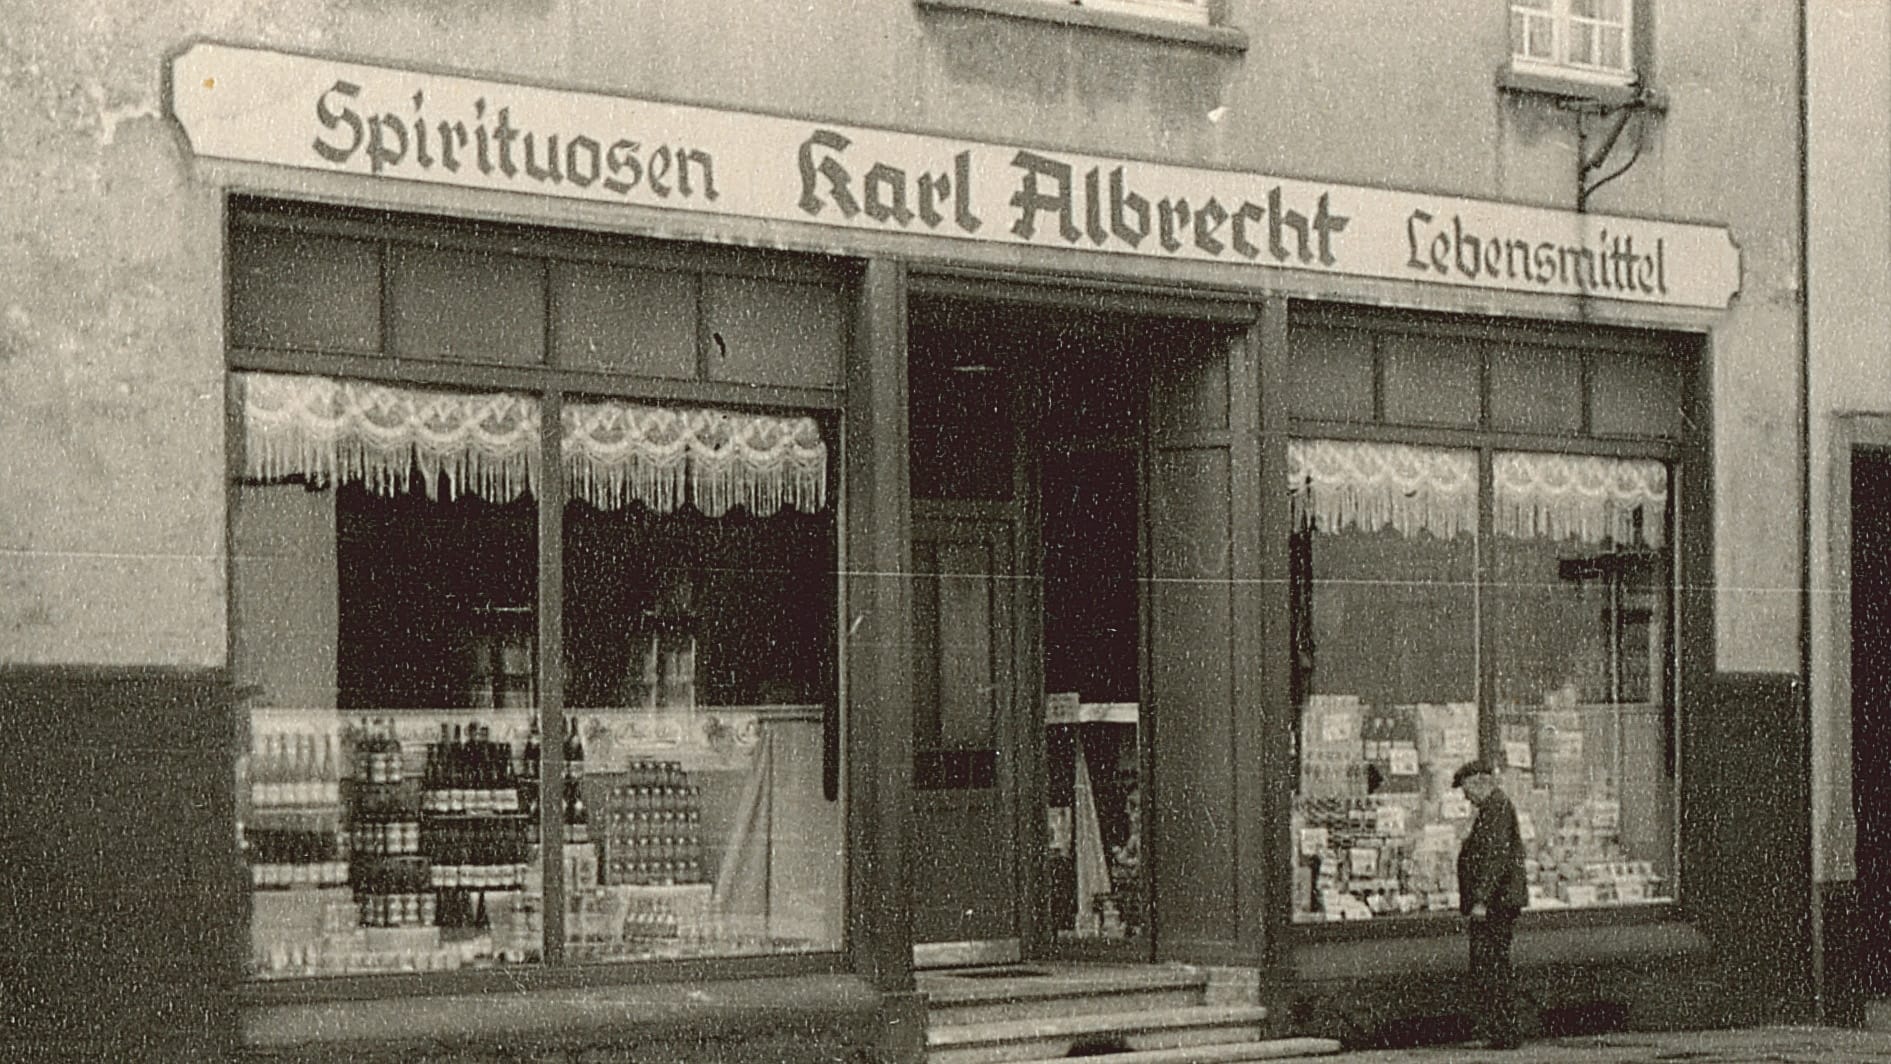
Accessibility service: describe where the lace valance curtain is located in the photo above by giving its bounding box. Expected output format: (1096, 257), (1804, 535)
(1493, 451), (1667, 548)
(1288, 439), (1478, 539)
(1288, 439), (1668, 546)
(237, 373), (828, 516)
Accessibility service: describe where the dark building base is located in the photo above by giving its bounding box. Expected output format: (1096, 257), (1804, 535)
(0, 666), (243, 1064)
(1277, 920), (1746, 1049)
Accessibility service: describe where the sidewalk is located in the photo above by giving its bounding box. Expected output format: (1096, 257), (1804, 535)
(1314, 1026), (1891, 1063)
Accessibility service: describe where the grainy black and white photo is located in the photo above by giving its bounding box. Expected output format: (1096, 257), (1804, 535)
(6, 2), (1891, 1061)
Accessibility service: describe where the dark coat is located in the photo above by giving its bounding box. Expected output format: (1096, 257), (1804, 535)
(1457, 787), (1530, 916)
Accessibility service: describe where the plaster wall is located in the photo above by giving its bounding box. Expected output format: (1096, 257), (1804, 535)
(1808, 0), (1891, 884)
(1, 1), (1802, 678)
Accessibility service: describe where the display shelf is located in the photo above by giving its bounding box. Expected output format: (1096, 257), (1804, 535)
(243, 703), (835, 977)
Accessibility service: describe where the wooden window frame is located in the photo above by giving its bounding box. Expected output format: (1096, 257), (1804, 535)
(228, 199), (853, 1006)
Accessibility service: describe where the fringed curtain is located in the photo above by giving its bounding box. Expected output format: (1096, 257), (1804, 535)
(562, 400), (826, 517)
(237, 372), (828, 516)
(1287, 438), (1478, 539)
(1493, 452), (1668, 548)
(238, 372), (540, 502)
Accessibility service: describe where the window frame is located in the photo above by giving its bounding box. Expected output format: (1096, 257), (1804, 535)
(226, 199), (855, 1004)
(1510, 0), (1636, 85)
(1500, 0), (1662, 111)
(1281, 305), (1691, 937)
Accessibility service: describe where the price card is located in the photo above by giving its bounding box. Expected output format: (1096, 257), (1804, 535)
(1517, 812), (1537, 842)
(1592, 799), (1621, 831)
(1504, 739), (1533, 769)
(1377, 804), (1408, 838)
(1442, 725), (1477, 760)
(1045, 692), (1080, 725)
(1389, 743), (1420, 776)
(1047, 806), (1072, 852)
(1349, 846), (1379, 876)
(1299, 826), (1329, 857)
(1442, 791), (1473, 820)
(1323, 710), (1353, 744)
(1420, 823), (1457, 853)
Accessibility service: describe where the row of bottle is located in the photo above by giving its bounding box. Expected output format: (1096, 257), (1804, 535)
(253, 860), (350, 889)
(358, 891), (435, 929)
(424, 722), (529, 810)
(604, 847), (704, 887)
(355, 718), (408, 785)
(254, 716), (591, 796)
(250, 732), (342, 807)
(350, 887), (520, 931)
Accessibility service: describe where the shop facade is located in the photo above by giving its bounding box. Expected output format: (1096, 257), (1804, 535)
(0, 2), (1812, 1061)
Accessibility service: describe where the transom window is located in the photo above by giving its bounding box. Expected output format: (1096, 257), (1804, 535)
(1511, 0), (1634, 83)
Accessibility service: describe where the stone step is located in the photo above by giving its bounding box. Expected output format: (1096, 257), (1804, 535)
(921, 965), (1207, 1025)
(999, 1037), (1345, 1064)
(927, 1004), (1272, 1064)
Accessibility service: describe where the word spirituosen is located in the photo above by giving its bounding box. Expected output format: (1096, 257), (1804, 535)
(311, 81), (721, 202)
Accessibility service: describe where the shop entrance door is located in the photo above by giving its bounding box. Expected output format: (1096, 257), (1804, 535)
(910, 506), (1022, 966)
(1853, 450), (1891, 995)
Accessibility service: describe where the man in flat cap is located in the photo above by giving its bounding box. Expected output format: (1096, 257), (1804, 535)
(1453, 759), (1530, 1050)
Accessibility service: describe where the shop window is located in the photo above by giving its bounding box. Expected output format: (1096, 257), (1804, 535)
(1289, 441), (1481, 922)
(232, 371), (841, 979)
(552, 263), (699, 380)
(229, 230), (382, 354)
(1381, 333), (1481, 428)
(1490, 342), (1583, 435)
(1287, 326), (1375, 424)
(1489, 451), (1673, 910)
(1590, 348), (1681, 438)
(387, 245), (547, 365)
(1510, 0), (1636, 85)
(701, 274), (847, 390)
(1287, 437), (1677, 921)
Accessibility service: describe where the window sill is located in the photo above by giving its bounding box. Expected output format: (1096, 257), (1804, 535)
(1497, 65), (1668, 112)
(915, 0), (1249, 53)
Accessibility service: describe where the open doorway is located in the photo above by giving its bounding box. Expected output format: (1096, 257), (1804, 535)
(906, 294), (1234, 965)
(1853, 449), (1891, 994)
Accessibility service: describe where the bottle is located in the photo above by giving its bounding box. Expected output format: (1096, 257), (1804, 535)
(519, 719), (541, 821)
(565, 717), (585, 779)
(319, 732), (339, 805)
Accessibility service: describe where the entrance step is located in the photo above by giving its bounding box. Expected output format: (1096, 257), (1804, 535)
(920, 964), (1208, 1025)
(995, 1039), (1343, 1064)
(926, 1004), (1272, 1064)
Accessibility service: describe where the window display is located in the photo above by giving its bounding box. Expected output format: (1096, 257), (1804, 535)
(1288, 440), (1480, 921)
(232, 372), (841, 980)
(1288, 439), (1676, 921)
(1489, 451), (1673, 910)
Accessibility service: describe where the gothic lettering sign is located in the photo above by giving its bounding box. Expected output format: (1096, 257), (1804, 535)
(170, 43), (1740, 310)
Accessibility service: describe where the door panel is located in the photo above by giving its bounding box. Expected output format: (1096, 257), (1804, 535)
(911, 513), (1019, 951)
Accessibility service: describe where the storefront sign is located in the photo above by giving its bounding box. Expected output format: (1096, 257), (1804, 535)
(170, 43), (1741, 310)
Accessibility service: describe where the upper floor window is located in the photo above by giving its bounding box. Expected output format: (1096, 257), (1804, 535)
(1511, 0), (1634, 83)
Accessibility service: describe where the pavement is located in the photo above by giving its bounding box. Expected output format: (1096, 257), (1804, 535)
(1314, 1026), (1891, 1063)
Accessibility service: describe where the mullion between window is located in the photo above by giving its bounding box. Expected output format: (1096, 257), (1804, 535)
(537, 388), (568, 965)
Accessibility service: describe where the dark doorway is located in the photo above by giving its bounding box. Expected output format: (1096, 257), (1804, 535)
(1853, 449), (1891, 994)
